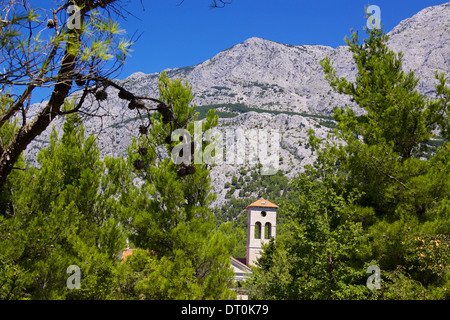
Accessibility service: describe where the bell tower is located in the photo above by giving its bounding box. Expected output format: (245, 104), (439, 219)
(246, 198), (278, 267)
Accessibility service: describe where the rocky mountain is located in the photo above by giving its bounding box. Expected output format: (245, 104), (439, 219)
(122, 2), (449, 114)
(24, 2), (450, 208)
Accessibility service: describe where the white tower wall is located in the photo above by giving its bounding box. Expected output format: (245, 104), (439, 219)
(246, 206), (277, 267)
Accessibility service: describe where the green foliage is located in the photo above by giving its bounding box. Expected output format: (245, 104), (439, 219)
(247, 163), (369, 299)
(248, 26), (449, 300)
(1, 2), (132, 88)
(0, 73), (236, 300)
(113, 249), (202, 299)
(318, 27), (450, 215)
(107, 72), (236, 300)
(247, 241), (295, 300)
(0, 94), (22, 218)
(1, 10), (448, 301)
(214, 170), (294, 258)
(195, 103), (334, 122)
(0, 113), (125, 299)
(320, 28), (442, 159)
(113, 217), (238, 300)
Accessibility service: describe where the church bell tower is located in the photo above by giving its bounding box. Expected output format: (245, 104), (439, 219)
(246, 198), (278, 267)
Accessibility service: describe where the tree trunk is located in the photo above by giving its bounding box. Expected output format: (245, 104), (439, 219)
(0, 46), (76, 186)
(328, 254), (335, 300)
(0, 1), (125, 187)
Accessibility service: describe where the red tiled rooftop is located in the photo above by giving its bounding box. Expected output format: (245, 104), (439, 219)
(245, 198), (278, 210)
(120, 249), (135, 261)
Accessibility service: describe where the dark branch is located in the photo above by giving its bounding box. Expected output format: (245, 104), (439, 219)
(209, 0), (232, 8)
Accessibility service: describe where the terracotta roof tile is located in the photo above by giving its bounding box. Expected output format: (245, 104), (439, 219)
(120, 249), (156, 262)
(120, 249), (135, 262)
(245, 198), (278, 210)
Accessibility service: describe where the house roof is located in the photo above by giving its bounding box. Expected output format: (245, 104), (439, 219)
(120, 249), (135, 261)
(231, 257), (252, 273)
(245, 198), (278, 210)
(120, 248), (156, 262)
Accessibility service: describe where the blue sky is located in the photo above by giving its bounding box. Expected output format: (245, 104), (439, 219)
(115, 0), (448, 79)
(27, 0), (447, 84)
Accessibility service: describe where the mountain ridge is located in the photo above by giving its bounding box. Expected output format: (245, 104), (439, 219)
(24, 2), (450, 207)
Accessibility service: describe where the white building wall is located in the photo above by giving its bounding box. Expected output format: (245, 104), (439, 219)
(246, 207), (276, 267)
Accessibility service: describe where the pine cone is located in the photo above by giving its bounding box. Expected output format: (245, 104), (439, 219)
(95, 90), (108, 101)
(133, 159), (145, 170)
(186, 164), (196, 175)
(177, 166), (187, 177)
(128, 99), (145, 110)
(157, 103), (174, 124)
(138, 147), (148, 156)
(177, 164), (195, 177)
(118, 89), (134, 101)
(75, 77), (86, 86)
(47, 19), (55, 28)
(139, 125), (148, 135)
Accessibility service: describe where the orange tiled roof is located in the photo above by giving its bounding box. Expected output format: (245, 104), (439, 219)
(120, 248), (156, 262)
(245, 198), (278, 210)
(121, 249), (135, 261)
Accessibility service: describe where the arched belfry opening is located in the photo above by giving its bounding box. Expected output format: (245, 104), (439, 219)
(265, 222), (272, 239)
(246, 198), (278, 267)
(254, 222), (262, 239)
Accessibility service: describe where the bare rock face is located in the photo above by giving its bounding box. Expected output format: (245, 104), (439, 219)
(24, 3), (450, 207)
(117, 3), (449, 115)
(387, 2), (450, 96)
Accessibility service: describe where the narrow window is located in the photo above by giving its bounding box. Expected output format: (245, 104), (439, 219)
(265, 222), (272, 239)
(255, 222), (261, 239)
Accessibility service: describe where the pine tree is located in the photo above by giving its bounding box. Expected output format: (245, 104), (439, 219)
(110, 72), (236, 300)
(320, 27), (450, 214)
(248, 155), (369, 300)
(317, 26), (450, 298)
(320, 28), (445, 159)
(0, 113), (125, 299)
(249, 25), (449, 300)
